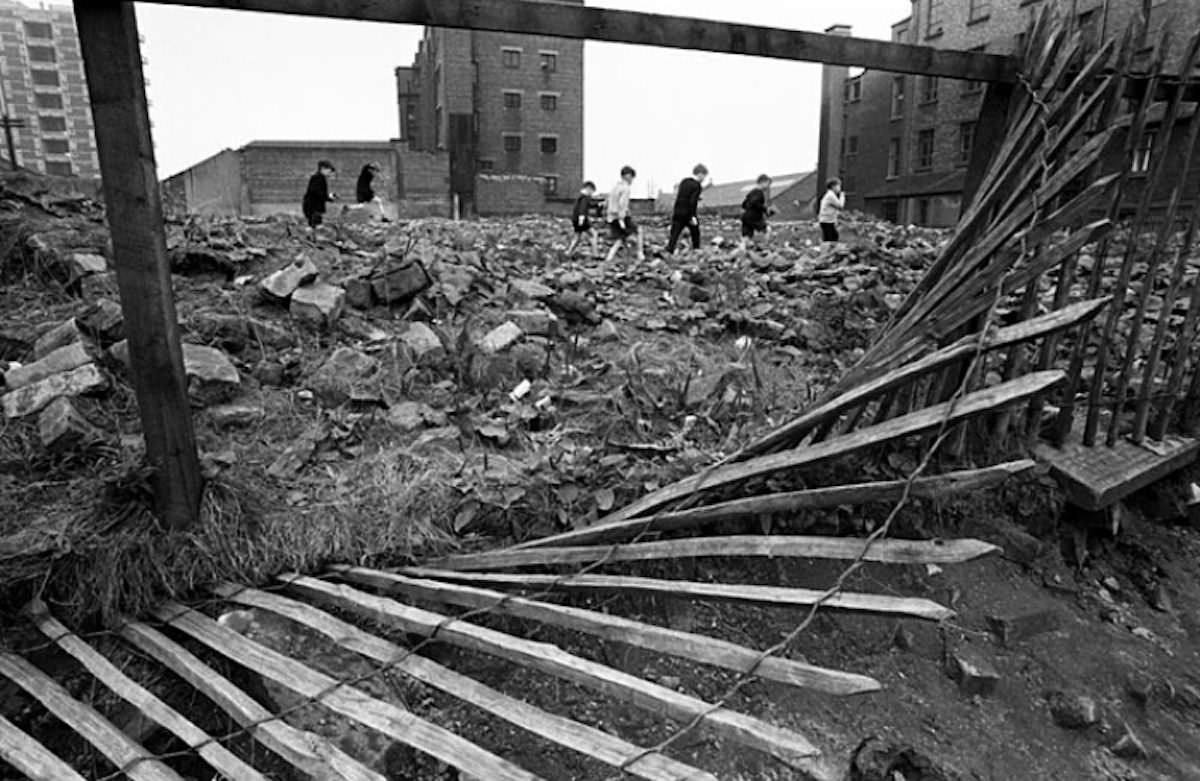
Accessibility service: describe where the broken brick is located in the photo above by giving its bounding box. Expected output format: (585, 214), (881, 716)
(986, 607), (1062, 646)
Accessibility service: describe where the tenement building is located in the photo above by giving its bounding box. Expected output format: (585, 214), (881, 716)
(0, 0), (98, 178)
(396, 0), (584, 215)
(819, 0), (1200, 227)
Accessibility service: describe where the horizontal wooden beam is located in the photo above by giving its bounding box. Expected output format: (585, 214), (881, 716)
(137, 0), (1018, 82)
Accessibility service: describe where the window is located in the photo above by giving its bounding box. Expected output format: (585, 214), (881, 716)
(503, 134), (522, 153)
(891, 77), (905, 118)
(915, 129), (935, 171)
(843, 135), (859, 167)
(38, 115), (66, 132)
(844, 76), (862, 103)
(544, 175), (559, 196)
(920, 76), (938, 104)
(540, 135), (558, 155)
(916, 198), (931, 225)
(478, 159), (495, 172)
(43, 138), (69, 155)
(959, 122), (977, 165)
(45, 160), (71, 176)
(502, 48), (521, 69)
(540, 93), (558, 111)
(503, 90), (522, 109)
(34, 92), (62, 109)
(30, 69), (58, 87)
(23, 21), (52, 39)
(27, 45), (55, 63)
(963, 46), (986, 95)
(882, 199), (900, 224)
(968, 0), (991, 23)
(887, 138), (901, 179)
(1132, 130), (1155, 174)
(843, 175), (856, 194)
(539, 51), (558, 72)
(926, 0), (944, 37)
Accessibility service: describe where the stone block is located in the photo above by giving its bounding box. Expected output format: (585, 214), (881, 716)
(4, 342), (93, 390)
(79, 272), (120, 302)
(209, 401), (265, 429)
(1047, 691), (1099, 730)
(76, 299), (125, 345)
(344, 278), (375, 310)
(260, 257), (319, 302)
(2, 363), (107, 419)
(38, 396), (104, 454)
(508, 309), (559, 337)
(948, 647), (1000, 697)
(291, 283), (346, 328)
(248, 318), (297, 350)
(69, 252), (107, 278)
(33, 318), (84, 359)
(987, 607), (1063, 646)
(182, 344), (241, 406)
(479, 321), (523, 355)
(370, 261), (431, 304)
(308, 347), (380, 406)
(400, 322), (444, 362)
(510, 279), (555, 301)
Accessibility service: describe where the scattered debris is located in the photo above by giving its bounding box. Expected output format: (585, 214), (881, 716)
(1047, 691), (1099, 730)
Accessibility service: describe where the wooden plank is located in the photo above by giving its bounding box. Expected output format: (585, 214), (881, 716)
(433, 536), (1000, 572)
(0, 652), (183, 781)
(138, 0), (1017, 82)
(393, 569), (955, 621)
(329, 570), (881, 696)
(153, 603), (544, 781)
(960, 82), (1016, 212)
(119, 621), (385, 781)
(605, 371), (1064, 524)
(1151, 197), (1200, 437)
(1033, 435), (1200, 511)
(276, 576), (823, 767)
(515, 460), (1037, 550)
(75, 1), (200, 528)
(25, 602), (268, 781)
(734, 302), (1105, 459)
(0, 713), (86, 781)
(213, 586), (717, 781)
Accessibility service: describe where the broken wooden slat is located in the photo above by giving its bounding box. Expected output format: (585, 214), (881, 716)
(214, 586), (718, 781)
(153, 602), (544, 781)
(1034, 435), (1200, 510)
(0, 713), (86, 781)
(26, 602), (268, 781)
(1151, 198), (1200, 438)
(329, 569), (881, 696)
(607, 371), (1064, 524)
(514, 460), (1036, 550)
(276, 576), (823, 767)
(0, 652), (183, 781)
(119, 621), (386, 781)
(393, 568), (954, 621)
(434, 536), (999, 572)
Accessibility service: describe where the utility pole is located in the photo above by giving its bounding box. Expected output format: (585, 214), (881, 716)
(0, 65), (22, 170)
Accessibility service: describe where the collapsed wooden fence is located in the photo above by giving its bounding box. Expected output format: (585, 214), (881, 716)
(6, 5), (1200, 781)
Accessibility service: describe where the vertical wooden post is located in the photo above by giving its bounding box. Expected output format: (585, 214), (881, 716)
(75, 1), (202, 529)
(961, 82), (1015, 214)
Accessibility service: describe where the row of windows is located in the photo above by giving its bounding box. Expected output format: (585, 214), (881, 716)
(925, 0), (992, 36)
(23, 21), (53, 40)
(874, 123), (977, 179)
(501, 133), (559, 154)
(502, 91), (559, 111)
(887, 72), (982, 116)
(501, 47), (559, 72)
(476, 160), (560, 196)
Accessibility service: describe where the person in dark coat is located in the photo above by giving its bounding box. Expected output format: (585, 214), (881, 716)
(302, 160), (337, 233)
(739, 174), (774, 253)
(666, 163), (709, 254)
(355, 162), (381, 204)
(566, 180), (598, 257)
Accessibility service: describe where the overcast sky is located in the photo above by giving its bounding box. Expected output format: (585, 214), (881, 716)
(125, 1), (903, 196)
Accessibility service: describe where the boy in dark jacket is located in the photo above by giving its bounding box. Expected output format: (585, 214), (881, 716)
(739, 174), (774, 253)
(566, 180), (598, 257)
(666, 163), (708, 254)
(355, 162), (380, 204)
(302, 160), (337, 234)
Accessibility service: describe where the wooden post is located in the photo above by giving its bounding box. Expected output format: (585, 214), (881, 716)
(961, 82), (1015, 214)
(75, 1), (202, 529)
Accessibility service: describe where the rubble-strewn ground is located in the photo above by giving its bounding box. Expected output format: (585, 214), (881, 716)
(3, 171), (1200, 780)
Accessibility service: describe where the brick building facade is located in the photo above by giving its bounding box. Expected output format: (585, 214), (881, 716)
(819, 0), (1200, 227)
(0, 0), (99, 179)
(395, 0), (584, 216)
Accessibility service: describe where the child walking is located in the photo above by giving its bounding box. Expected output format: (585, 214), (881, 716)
(818, 178), (845, 242)
(566, 180), (598, 257)
(666, 163), (708, 254)
(739, 174), (773, 253)
(605, 165), (645, 262)
(302, 160), (337, 235)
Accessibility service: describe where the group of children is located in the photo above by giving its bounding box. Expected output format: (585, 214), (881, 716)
(568, 165), (847, 259)
(301, 160), (385, 233)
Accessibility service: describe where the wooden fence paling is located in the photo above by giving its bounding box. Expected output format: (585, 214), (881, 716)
(0, 653), (183, 781)
(120, 621), (386, 781)
(0, 714), (87, 781)
(329, 570), (880, 696)
(1151, 196), (1200, 437)
(26, 603), (268, 781)
(276, 576), (823, 767)
(395, 568), (955, 621)
(215, 586), (717, 781)
(153, 603), (545, 781)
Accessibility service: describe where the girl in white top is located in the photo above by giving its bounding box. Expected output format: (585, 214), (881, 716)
(818, 178), (846, 243)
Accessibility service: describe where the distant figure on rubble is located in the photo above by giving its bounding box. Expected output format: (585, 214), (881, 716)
(605, 165), (646, 263)
(818, 178), (845, 243)
(302, 160), (337, 234)
(739, 174), (774, 253)
(566, 180), (599, 257)
(666, 163), (709, 254)
(355, 162), (380, 204)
